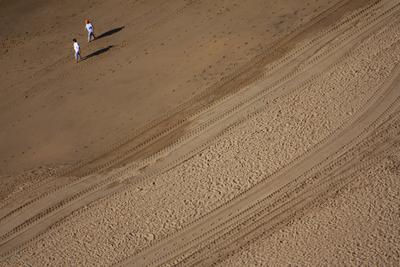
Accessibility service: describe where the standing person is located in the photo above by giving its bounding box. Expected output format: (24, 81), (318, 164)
(73, 39), (81, 63)
(85, 19), (96, 42)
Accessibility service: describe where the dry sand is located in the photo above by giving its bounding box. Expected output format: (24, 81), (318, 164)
(218, 158), (400, 266)
(1, 0), (399, 266)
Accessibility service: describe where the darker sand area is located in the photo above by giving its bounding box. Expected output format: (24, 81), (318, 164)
(1, 0), (344, 196)
(0, 0), (399, 266)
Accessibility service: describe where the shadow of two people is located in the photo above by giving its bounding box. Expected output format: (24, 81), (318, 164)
(83, 26), (124, 61)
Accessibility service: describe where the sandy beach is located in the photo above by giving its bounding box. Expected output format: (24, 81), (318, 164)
(1, 0), (399, 266)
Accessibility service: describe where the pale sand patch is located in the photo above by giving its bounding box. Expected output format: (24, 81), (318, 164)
(218, 154), (400, 266)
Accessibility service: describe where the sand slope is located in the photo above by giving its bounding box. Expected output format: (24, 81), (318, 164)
(1, 0), (349, 200)
(1, 0), (399, 266)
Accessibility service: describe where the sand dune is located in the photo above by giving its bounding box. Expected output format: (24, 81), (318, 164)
(0, 0), (399, 266)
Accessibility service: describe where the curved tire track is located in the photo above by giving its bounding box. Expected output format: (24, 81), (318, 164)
(119, 56), (400, 267)
(1, 0), (398, 261)
(0, 0), (384, 213)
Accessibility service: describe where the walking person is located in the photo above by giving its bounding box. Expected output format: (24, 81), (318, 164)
(73, 39), (81, 63)
(85, 19), (96, 42)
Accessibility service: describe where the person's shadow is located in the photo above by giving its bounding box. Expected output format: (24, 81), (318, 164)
(83, 45), (113, 60)
(97, 26), (125, 40)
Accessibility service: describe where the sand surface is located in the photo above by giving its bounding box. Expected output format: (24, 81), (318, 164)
(0, 0), (399, 266)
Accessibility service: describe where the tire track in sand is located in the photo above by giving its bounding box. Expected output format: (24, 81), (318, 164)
(119, 48), (400, 267)
(0, 0), (380, 212)
(0, 0), (397, 261)
(0, 0), (388, 222)
(176, 112), (400, 267)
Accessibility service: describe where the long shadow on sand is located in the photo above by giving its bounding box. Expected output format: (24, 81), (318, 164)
(97, 26), (125, 40)
(83, 45), (113, 61)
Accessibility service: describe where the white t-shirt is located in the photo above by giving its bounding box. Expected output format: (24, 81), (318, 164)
(86, 23), (94, 33)
(73, 42), (80, 53)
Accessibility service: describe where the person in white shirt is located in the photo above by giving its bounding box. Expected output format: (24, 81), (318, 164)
(73, 39), (81, 63)
(85, 19), (96, 42)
